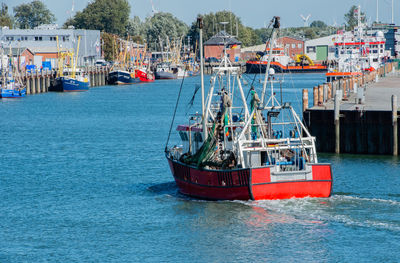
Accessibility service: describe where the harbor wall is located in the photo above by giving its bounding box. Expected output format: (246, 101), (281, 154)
(303, 62), (399, 155)
(304, 109), (399, 154)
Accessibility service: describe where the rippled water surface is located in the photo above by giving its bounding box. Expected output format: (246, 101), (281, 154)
(1, 74), (399, 262)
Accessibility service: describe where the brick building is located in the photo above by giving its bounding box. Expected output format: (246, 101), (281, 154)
(241, 37), (304, 61)
(204, 31), (241, 62)
(277, 36), (304, 59)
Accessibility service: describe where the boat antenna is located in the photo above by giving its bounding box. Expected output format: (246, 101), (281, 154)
(198, 16), (207, 140)
(260, 16), (280, 105)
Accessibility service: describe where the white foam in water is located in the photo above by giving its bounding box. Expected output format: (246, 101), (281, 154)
(235, 195), (400, 232)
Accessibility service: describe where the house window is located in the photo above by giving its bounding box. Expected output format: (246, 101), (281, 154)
(50, 36), (57, 41)
(298, 43), (302, 49)
(292, 43), (296, 48)
(307, 46), (316, 53)
(6, 36), (14, 41)
(35, 36), (42, 41)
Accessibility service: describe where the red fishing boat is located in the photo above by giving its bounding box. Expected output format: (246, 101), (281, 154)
(165, 17), (332, 200)
(136, 68), (155, 82)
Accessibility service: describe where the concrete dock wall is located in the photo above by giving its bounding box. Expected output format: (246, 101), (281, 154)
(303, 62), (399, 155)
(304, 109), (399, 154)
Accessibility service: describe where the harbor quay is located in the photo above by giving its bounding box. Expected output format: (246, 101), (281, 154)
(303, 62), (399, 155)
(17, 66), (110, 94)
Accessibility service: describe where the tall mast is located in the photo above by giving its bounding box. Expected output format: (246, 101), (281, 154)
(376, 0), (379, 23)
(198, 17), (206, 140)
(261, 16), (280, 105)
(392, 0), (394, 24)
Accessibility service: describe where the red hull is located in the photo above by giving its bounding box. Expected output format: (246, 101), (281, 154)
(167, 157), (332, 200)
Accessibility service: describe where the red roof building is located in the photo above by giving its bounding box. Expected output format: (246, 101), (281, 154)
(204, 31), (241, 62)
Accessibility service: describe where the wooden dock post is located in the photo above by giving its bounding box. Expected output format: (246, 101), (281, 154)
(334, 92), (340, 154)
(32, 74), (36, 94)
(26, 74), (31, 94)
(393, 95), (398, 156)
(41, 71), (45, 92)
(46, 74), (50, 91)
(313, 86), (318, 106)
(302, 89), (308, 113)
(318, 85), (323, 105)
(327, 82), (332, 100)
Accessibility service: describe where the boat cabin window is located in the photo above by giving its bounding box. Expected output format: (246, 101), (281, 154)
(194, 132), (203, 143)
(179, 131), (189, 141)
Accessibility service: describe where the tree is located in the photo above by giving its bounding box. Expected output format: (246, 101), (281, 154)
(0, 3), (13, 28)
(126, 16), (145, 42)
(310, 20), (327, 29)
(144, 12), (188, 49)
(13, 1), (55, 29)
(304, 28), (317, 39)
(345, 5), (366, 30)
(64, 0), (130, 35)
(187, 11), (261, 48)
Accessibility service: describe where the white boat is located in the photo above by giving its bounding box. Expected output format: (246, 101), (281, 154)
(327, 6), (387, 81)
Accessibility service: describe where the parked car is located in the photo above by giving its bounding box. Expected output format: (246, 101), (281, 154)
(95, 59), (108, 67)
(205, 57), (220, 63)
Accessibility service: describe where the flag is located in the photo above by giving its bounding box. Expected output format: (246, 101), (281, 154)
(231, 44), (238, 49)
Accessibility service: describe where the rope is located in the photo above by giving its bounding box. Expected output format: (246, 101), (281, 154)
(165, 67), (187, 152)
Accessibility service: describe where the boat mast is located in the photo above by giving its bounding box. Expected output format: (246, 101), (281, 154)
(198, 17), (206, 140)
(261, 16), (280, 105)
(72, 36), (81, 79)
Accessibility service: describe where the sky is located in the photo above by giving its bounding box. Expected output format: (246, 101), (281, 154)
(3, 0), (399, 29)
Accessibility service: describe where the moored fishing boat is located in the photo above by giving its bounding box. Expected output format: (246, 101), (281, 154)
(326, 5), (387, 82)
(0, 47), (26, 98)
(108, 69), (140, 85)
(50, 70), (90, 92)
(154, 62), (177, 79)
(0, 79), (26, 98)
(165, 17), (332, 201)
(49, 36), (90, 92)
(135, 68), (155, 82)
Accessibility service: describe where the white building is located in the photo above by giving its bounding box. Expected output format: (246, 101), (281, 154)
(304, 35), (338, 61)
(0, 24), (101, 66)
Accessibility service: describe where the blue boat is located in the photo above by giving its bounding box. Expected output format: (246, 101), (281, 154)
(0, 79), (26, 98)
(108, 70), (140, 85)
(49, 35), (90, 92)
(50, 76), (90, 92)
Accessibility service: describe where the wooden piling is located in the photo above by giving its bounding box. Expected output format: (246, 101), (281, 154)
(327, 82), (332, 100)
(342, 79), (347, 99)
(32, 74), (36, 94)
(313, 86), (318, 106)
(318, 85), (323, 105)
(26, 75), (31, 94)
(334, 92), (340, 154)
(393, 95), (398, 156)
(302, 89), (308, 113)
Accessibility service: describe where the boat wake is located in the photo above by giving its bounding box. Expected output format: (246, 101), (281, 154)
(235, 194), (400, 232)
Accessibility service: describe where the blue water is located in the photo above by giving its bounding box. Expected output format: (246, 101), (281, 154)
(0, 74), (399, 262)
